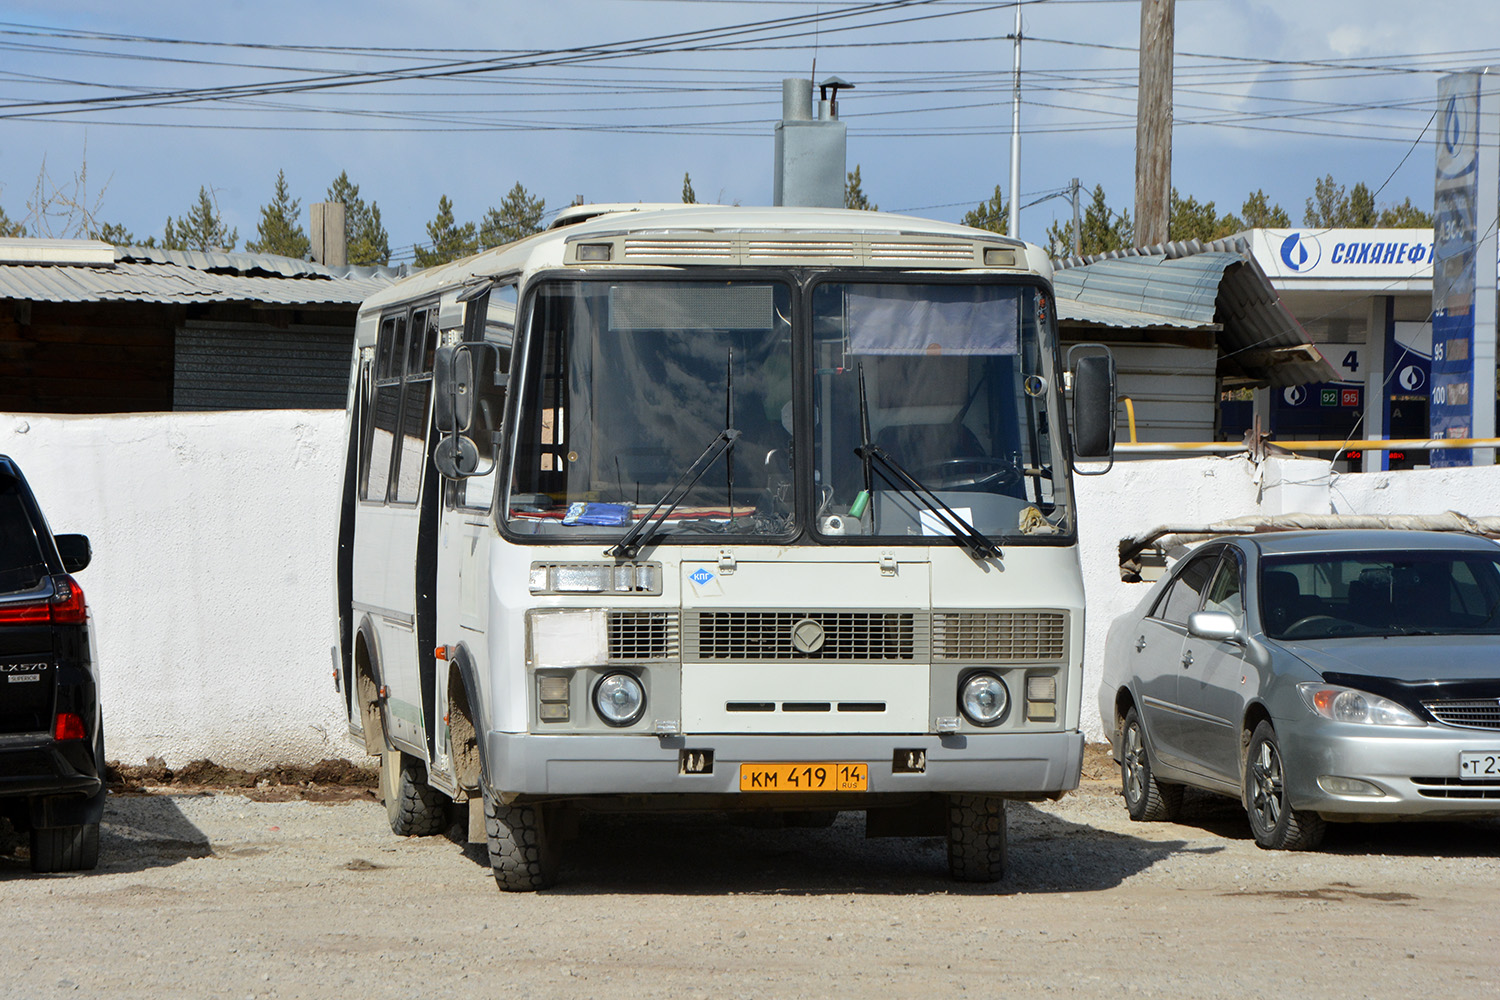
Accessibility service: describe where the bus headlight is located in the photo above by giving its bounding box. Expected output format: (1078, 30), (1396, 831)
(593, 672), (646, 727)
(959, 673), (1008, 727)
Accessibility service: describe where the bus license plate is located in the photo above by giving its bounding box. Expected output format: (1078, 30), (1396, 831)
(1459, 751), (1500, 780)
(739, 762), (868, 792)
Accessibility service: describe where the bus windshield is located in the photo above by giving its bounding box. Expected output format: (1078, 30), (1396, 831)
(810, 281), (1064, 541)
(508, 278), (797, 540)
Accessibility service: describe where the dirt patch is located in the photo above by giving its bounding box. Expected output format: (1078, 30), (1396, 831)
(107, 757), (377, 802)
(1080, 741), (1117, 783)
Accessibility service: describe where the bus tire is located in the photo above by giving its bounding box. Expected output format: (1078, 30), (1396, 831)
(380, 750), (446, 837)
(946, 794), (1007, 883)
(482, 784), (558, 892)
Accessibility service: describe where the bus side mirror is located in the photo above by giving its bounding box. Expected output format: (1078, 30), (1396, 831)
(433, 343), (505, 480)
(1069, 346), (1116, 471)
(433, 345), (476, 435)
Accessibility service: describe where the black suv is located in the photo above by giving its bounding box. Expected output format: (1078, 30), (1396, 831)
(0, 455), (103, 872)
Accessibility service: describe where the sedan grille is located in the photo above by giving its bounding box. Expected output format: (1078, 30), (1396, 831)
(1422, 699), (1500, 731)
(1413, 777), (1500, 799)
(688, 611), (921, 662)
(932, 611), (1067, 662)
(608, 611), (679, 662)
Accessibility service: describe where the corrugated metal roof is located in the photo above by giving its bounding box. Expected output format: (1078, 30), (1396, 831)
(1052, 236), (1337, 388)
(1053, 297), (1206, 330)
(0, 241), (399, 305)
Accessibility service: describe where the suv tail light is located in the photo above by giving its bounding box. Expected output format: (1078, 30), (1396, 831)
(0, 575), (87, 626)
(54, 711), (87, 740)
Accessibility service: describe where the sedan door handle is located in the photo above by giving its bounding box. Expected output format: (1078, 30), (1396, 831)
(1135, 635), (1147, 652)
(1181, 650), (1194, 668)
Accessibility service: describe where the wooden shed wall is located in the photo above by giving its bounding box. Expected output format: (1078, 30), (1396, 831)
(0, 300), (177, 413)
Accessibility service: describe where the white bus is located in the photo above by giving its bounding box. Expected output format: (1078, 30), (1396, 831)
(335, 203), (1116, 890)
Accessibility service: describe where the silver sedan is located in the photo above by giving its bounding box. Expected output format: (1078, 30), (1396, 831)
(1098, 529), (1500, 849)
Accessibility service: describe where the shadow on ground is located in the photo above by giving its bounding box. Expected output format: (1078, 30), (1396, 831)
(452, 800), (1198, 897)
(0, 792), (212, 879)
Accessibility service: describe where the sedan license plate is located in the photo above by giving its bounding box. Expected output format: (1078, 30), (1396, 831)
(1459, 751), (1500, 781)
(739, 762), (868, 792)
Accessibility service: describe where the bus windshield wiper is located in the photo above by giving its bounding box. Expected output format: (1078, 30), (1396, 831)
(853, 443), (1002, 561)
(606, 428), (741, 559)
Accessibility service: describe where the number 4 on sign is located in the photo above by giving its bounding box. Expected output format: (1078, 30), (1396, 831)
(1342, 350), (1359, 373)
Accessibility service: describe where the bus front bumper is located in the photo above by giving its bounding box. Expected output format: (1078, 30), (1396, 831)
(484, 730), (1083, 798)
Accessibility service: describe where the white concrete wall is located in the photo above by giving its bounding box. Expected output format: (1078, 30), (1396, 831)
(1075, 456), (1500, 739)
(5, 411), (1499, 763)
(1, 411), (362, 768)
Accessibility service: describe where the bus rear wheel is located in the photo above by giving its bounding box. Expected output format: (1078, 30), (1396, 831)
(482, 783), (559, 891)
(947, 794), (1007, 882)
(380, 751), (446, 837)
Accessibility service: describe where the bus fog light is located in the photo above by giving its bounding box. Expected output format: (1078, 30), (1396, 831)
(1318, 775), (1383, 797)
(539, 676), (570, 702)
(959, 673), (1008, 727)
(593, 672), (646, 727)
(1026, 675), (1056, 701)
(1026, 673), (1056, 721)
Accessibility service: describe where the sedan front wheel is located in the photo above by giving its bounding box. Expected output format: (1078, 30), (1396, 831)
(1244, 721), (1325, 850)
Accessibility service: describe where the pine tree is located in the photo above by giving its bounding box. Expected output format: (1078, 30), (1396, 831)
(91, 221), (136, 245)
(1378, 197), (1433, 228)
(844, 165), (877, 211)
(478, 183), (545, 248)
(0, 204), (24, 238)
(1045, 185), (1133, 258)
(414, 195), (478, 268)
(961, 185), (1009, 234)
(682, 172), (697, 204)
(246, 169), (310, 258)
(1167, 188), (1240, 243)
(1240, 189), (1291, 228)
(326, 171), (390, 265)
(163, 186), (238, 252)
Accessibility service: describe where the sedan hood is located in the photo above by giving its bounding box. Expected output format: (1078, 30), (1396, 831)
(1272, 634), (1500, 683)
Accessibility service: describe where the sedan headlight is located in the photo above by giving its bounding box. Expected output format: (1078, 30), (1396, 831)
(593, 671), (646, 727)
(959, 673), (1008, 727)
(1297, 683), (1424, 727)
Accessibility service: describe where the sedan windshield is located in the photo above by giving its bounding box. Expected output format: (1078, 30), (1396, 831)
(809, 281), (1064, 541)
(507, 279), (795, 540)
(1260, 551), (1500, 639)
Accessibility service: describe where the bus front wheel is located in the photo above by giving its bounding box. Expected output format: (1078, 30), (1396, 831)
(947, 794), (1008, 882)
(482, 784), (559, 891)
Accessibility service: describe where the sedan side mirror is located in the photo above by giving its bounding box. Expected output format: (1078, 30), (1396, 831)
(1188, 610), (1242, 644)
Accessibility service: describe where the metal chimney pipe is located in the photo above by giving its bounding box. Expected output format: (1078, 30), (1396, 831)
(782, 78), (813, 121)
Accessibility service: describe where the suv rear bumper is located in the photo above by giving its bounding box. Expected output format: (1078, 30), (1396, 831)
(0, 736), (103, 801)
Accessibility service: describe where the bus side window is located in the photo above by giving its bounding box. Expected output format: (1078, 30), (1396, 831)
(363, 314), (406, 502)
(392, 309), (436, 504)
(455, 284), (516, 511)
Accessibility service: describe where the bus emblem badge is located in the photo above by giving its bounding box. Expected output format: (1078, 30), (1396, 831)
(791, 619), (826, 654)
(690, 568), (715, 586)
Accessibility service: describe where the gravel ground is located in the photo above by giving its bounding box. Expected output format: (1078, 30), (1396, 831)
(2, 753), (1497, 1000)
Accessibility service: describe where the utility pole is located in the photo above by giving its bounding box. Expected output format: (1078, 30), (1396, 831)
(1070, 177), (1081, 256)
(1007, 2), (1022, 239)
(1134, 0), (1174, 247)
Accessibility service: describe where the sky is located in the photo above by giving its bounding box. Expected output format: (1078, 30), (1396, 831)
(0, 0), (1497, 264)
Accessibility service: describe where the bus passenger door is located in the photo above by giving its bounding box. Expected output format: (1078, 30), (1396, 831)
(351, 306), (438, 757)
(433, 285), (515, 781)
